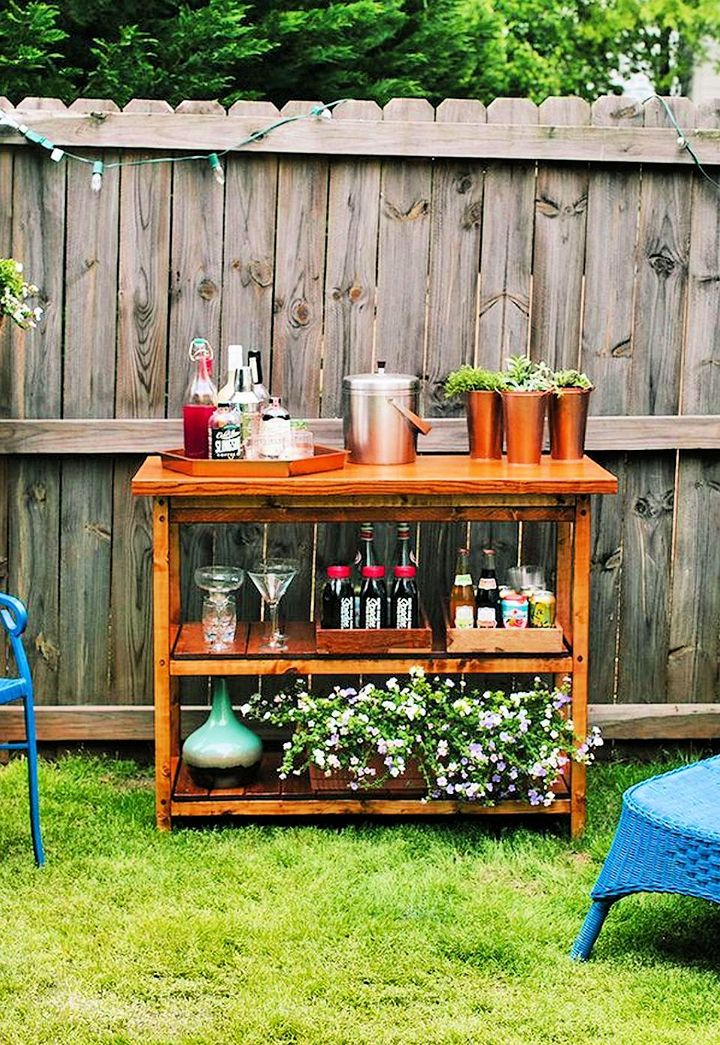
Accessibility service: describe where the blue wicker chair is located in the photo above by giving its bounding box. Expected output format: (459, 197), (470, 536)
(0, 593), (45, 865)
(571, 756), (720, 960)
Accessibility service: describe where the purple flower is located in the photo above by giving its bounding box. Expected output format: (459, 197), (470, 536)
(528, 789), (542, 806)
(492, 773), (501, 783)
(469, 742), (483, 758)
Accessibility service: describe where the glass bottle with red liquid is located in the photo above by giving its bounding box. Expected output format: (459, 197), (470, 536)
(183, 338), (217, 458)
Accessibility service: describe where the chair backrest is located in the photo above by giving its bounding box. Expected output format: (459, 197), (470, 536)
(0, 593), (32, 687)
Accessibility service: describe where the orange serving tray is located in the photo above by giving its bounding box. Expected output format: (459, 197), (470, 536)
(159, 444), (347, 477)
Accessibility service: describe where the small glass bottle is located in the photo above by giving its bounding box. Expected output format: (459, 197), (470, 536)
(217, 344), (244, 406)
(229, 365), (262, 458)
(208, 402), (242, 459)
(183, 338), (217, 458)
(449, 547), (475, 629)
(391, 565), (419, 629)
(247, 349), (270, 409)
(395, 522), (417, 569)
(321, 565), (355, 629)
(359, 565), (388, 629)
(261, 395), (291, 459)
(476, 548), (502, 628)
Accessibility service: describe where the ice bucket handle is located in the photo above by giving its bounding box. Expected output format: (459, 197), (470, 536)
(388, 398), (432, 436)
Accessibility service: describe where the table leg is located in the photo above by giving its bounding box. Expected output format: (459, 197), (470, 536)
(153, 498), (173, 831)
(571, 496), (591, 838)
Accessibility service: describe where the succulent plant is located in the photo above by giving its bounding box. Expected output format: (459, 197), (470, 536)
(443, 364), (505, 397)
(502, 355), (553, 392)
(553, 368), (593, 390)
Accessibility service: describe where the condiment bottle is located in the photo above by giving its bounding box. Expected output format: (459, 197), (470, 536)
(321, 565), (355, 629)
(475, 548), (502, 628)
(208, 402), (242, 459)
(450, 547), (475, 629)
(183, 338), (217, 458)
(261, 395), (291, 459)
(359, 565), (388, 629)
(391, 565), (419, 629)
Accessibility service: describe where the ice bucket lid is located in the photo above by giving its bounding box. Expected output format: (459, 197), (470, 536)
(343, 366), (419, 395)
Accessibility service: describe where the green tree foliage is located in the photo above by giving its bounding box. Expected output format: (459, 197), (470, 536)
(0, 0), (718, 106)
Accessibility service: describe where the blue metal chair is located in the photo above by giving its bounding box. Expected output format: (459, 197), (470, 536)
(0, 593), (45, 865)
(572, 756), (720, 960)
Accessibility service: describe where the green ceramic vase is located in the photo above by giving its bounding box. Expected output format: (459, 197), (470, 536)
(182, 678), (263, 788)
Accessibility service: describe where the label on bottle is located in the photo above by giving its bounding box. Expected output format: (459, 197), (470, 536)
(209, 424), (241, 459)
(364, 597), (383, 629)
(454, 604), (475, 629)
(339, 596), (354, 630)
(454, 573), (473, 586)
(476, 606), (498, 628)
(477, 578), (497, 590)
(261, 417), (291, 459)
(395, 597), (414, 629)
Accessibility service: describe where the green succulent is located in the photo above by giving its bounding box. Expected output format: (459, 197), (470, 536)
(553, 369), (593, 390)
(443, 364), (505, 398)
(502, 355), (553, 392)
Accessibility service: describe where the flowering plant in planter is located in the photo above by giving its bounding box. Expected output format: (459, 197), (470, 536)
(0, 258), (43, 329)
(242, 670), (603, 806)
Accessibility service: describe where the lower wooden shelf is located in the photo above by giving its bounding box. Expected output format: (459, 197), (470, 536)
(170, 752), (571, 819)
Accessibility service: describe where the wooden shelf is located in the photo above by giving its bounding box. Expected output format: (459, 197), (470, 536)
(170, 621), (573, 675)
(171, 753), (570, 818)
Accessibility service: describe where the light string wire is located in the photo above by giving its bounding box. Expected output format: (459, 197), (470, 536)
(642, 93), (720, 193)
(0, 99), (346, 189)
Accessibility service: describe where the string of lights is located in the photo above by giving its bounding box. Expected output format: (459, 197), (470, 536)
(0, 99), (343, 192)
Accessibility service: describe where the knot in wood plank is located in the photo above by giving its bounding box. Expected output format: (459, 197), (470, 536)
(648, 251), (677, 278)
(35, 632), (60, 672)
(383, 198), (429, 222)
(197, 278), (217, 301)
(455, 173), (474, 195)
(289, 298), (310, 326)
(633, 489), (674, 519)
(462, 200), (483, 229)
(248, 258), (273, 288)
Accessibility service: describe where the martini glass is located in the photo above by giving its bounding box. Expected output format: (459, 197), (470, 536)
(247, 558), (298, 652)
(194, 566), (244, 650)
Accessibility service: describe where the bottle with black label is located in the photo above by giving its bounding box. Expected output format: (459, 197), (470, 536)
(391, 565), (419, 629)
(208, 402), (242, 459)
(247, 349), (269, 409)
(321, 565), (355, 629)
(359, 565), (388, 629)
(476, 547), (502, 628)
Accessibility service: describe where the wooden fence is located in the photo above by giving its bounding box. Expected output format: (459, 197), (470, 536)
(0, 94), (718, 742)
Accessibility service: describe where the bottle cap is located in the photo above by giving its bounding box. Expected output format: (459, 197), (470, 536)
(227, 344), (244, 371)
(394, 565), (416, 578)
(362, 565), (385, 578)
(327, 565), (351, 579)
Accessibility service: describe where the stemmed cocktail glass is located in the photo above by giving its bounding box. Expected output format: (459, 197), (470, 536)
(247, 559), (298, 652)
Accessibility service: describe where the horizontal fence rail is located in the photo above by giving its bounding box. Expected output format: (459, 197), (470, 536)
(0, 94), (718, 734)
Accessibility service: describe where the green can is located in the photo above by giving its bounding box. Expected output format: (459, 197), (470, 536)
(530, 589), (556, 628)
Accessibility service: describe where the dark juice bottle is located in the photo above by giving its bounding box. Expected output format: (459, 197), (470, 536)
(391, 565), (419, 628)
(359, 565), (388, 629)
(476, 547), (502, 628)
(321, 565), (355, 629)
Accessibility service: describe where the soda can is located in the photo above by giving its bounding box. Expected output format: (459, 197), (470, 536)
(501, 592), (528, 629)
(530, 589), (556, 628)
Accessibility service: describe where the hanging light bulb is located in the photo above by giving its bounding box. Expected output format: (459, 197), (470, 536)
(208, 153), (225, 186)
(91, 160), (104, 193)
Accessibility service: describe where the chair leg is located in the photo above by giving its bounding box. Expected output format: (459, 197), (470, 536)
(22, 696), (45, 867)
(570, 900), (613, 961)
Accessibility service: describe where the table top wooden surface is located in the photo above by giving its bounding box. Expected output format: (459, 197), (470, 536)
(132, 454), (618, 498)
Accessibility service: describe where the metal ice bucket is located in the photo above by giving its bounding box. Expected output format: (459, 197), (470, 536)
(342, 363), (431, 465)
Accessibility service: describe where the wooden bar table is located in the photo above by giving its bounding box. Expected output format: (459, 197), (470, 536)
(132, 454), (617, 835)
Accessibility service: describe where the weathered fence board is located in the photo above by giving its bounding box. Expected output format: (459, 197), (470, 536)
(0, 95), (718, 723)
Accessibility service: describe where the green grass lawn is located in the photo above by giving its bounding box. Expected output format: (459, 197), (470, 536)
(1, 754), (719, 1045)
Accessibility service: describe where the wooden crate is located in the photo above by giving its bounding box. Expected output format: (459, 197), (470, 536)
(316, 606), (433, 653)
(443, 604), (565, 653)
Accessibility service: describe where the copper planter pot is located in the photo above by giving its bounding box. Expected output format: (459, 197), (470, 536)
(466, 390), (503, 460)
(501, 391), (548, 465)
(548, 388), (592, 461)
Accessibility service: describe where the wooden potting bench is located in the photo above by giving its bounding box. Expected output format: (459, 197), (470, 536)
(132, 454), (617, 836)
